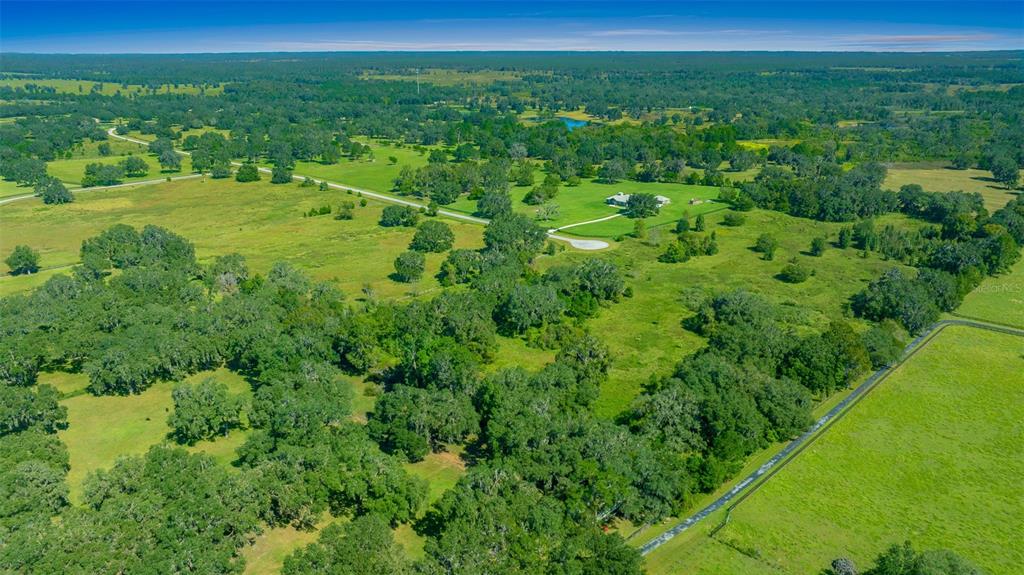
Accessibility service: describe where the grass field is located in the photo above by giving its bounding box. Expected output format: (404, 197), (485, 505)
(645, 325), (1024, 574)
(243, 518), (333, 575)
(0, 177), (485, 299)
(52, 368), (250, 503)
(544, 209), (917, 418)
(284, 142), (430, 193)
(0, 77), (223, 96)
(0, 178), (32, 199)
(47, 153), (194, 186)
(957, 257), (1024, 329)
(883, 163), (1022, 212)
(448, 179), (727, 237)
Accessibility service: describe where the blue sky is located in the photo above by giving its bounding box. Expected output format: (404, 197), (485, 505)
(2, 1), (1022, 53)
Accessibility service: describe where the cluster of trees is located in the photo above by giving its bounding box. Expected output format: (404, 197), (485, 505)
(740, 163), (896, 222)
(0, 224), (435, 571)
(35, 177), (74, 205)
(660, 230), (718, 263)
(850, 194), (1023, 333)
(393, 159), (508, 206)
(1, 218), (672, 572)
(628, 290), (902, 490)
(829, 541), (981, 575)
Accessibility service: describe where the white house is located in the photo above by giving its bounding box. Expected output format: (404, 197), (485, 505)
(606, 193), (671, 208)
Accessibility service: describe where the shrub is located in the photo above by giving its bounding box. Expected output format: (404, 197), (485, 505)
(235, 163), (260, 182)
(722, 212), (745, 226)
(754, 233), (778, 260)
(393, 250), (425, 282)
(35, 177), (74, 205)
(779, 259), (811, 283)
(410, 220), (454, 253)
(810, 236), (827, 256)
(271, 165), (293, 184)
(335, 201), (355, 220)
(210, 163), (231, 179)
(380, 205), (420, 227)
(5, 245), (40, 275)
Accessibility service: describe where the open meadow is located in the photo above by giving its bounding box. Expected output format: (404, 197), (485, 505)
(544, 209), (918, 418)
(0, 77), (223, 96)
(883, 162), (1022, 212)
(0, 177), (485, 299)
(643, 324), (1024, 575)
(957, 256), (1024, 328)
(50, 367), (252, 503)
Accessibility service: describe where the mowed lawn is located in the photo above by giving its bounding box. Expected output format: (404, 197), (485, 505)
(957, 257), (1024, 329)
(883, 163), (1022, 212)
(0, 177), (485, 300)
(52, 368), (251, 504)
(546, 209), (916, 418)
(648, 325), (1024, 575)
(449, 179), (726, 237)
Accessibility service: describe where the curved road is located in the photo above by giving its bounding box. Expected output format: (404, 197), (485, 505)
(638, 317), (1024, 556)
(105, 128), (610, 251)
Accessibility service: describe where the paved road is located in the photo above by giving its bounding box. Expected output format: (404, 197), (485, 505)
(105, 128), (610, 251)
(638, 318), (1024, 556)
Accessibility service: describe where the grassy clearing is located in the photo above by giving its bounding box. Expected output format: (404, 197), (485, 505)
(544, 209), (916, 418)
(284, 142), (430, 193)
(47, 153), (194, 186)
(0, 177), (484, 299)
(737, 139), (800, 151)
(883, 163), (1022, 212)
(0, 78), (223, 96)
(957, 257), (1024, 328)
(406, 448), (467, 505)
(656, 326), (1024, 575)
(242, 518), (333, 575)
(54, 368), (250, 503)
(449, 179), (726, 237)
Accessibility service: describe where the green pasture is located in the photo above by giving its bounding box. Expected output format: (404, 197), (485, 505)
(884, 163), (1022, 212)
(0, 178), (32, 199)
(0, 77), (223, 96)
(648, 325), (1024, 574)
(47, 153), (194, 186)
(52, 368), (250, 504)
(449, 179), (726, 237)
(284, 141), (431, 193)
(0, 177), (485, 300)
(545, 209), (917, 419)
(957, 257), (1024, 328)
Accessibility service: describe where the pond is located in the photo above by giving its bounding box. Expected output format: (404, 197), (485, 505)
(558, 117), (589, 131)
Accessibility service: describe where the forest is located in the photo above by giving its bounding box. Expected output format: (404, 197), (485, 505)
(1, 51), (1021, 574)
